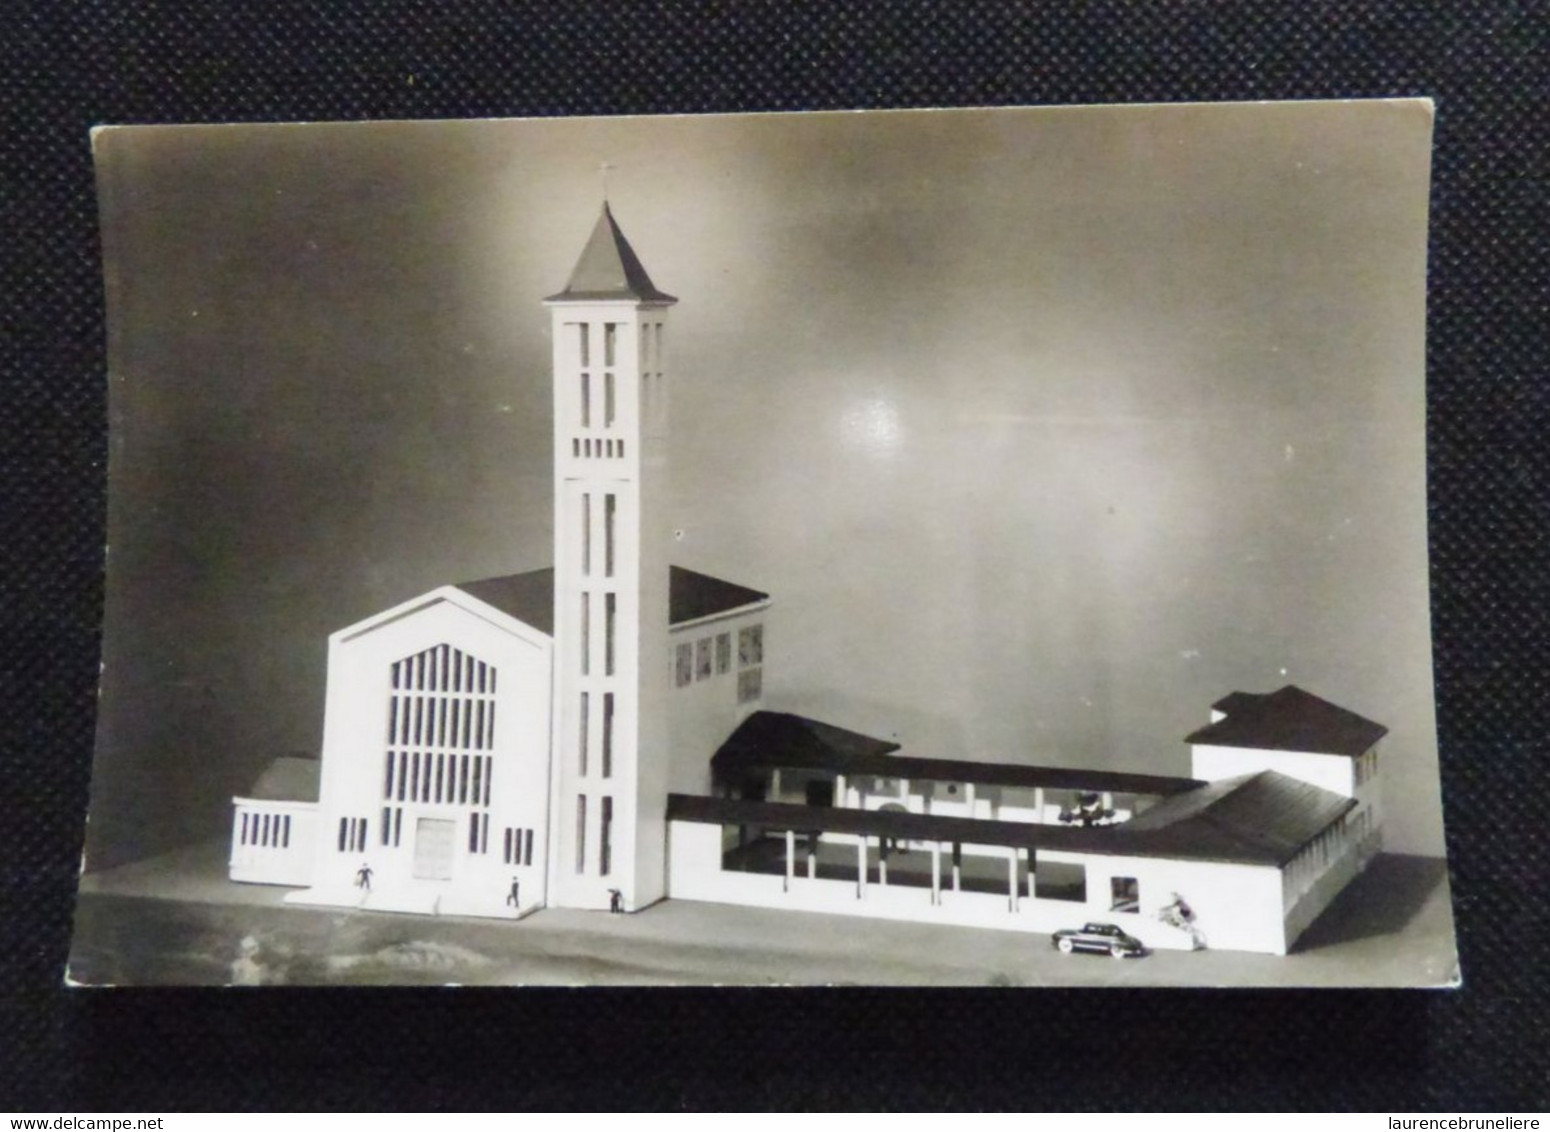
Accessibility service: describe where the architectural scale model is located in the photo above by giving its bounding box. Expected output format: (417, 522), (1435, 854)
(228, 204), (1388, 956)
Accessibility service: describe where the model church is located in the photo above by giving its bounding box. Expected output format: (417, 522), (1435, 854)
(229, 204), (1388, 955)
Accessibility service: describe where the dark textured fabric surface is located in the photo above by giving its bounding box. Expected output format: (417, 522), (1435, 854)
(2, 0), (1546, 1111)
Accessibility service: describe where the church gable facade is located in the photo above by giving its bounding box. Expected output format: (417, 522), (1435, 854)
(229, 203), (1387, 957)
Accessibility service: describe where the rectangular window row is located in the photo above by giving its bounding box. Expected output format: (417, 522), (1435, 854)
(1290, 817), (1353, 888)
(387, 693), (498, 750)
(239, 811), (292, 849)
(380, 806), (404, 847)
(503, 826), (536, 867)
(384, 749), (494, 807)
(571, 436), (625, 459)
(468, 811), (490, 855)
(737, 667), (762, 704)
(673, 628), (747, 690)
(391, 646), (495, 695)
(337, 816), (367, 853)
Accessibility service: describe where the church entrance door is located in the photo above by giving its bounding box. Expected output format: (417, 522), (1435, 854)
(413, 818), (456, 880)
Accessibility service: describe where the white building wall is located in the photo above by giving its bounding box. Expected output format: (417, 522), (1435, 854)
(229, 799), (318, 886)
(667, 605), (769, 797)
(289, 592), (553, 918)
(1191, 743), (1357, 797)
(1056, 850), (1289, 955)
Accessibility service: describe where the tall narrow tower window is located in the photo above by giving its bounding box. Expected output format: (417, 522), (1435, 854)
(600, 796), (614, 877)
(581, 493), (592, 575)
(604, 323), (618, 367)
(602, 692), (614, 778)
(577, 322), (590, 367)
(575, 794), (588, 874)
(578, 691), (590, 776)
(580, 593), (591, 675)
(604, 494), (616, 577)
(580, 373), (591, 428)
(604, 372), (616, 427)
(604, 593), (617, 676)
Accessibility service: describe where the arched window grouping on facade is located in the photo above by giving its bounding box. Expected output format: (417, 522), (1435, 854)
(380, 644), (500, 850)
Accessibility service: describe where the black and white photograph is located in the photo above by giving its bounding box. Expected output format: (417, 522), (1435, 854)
(70, 101), (1455, 987)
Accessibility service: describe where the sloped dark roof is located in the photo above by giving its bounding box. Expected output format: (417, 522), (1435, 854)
(1123, 770), (1356, 863)
(456, 569), (556, 635)
(670, 566), (770, 624)
(243, 756), (321, 803)
(452, 565), (766, 636)
(1186, 685), (1388, 758)
(712, 711), (1203, 797)
(545, 204), (677, 304)
(713, 711), (902, 774)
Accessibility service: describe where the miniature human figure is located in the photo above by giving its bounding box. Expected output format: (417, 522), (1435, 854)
(355, 861), (373, 893)
(1158, 892), (1206, 950)
(607, 888), (623, 914)
(230, 935), (264, 986)
(506, 876), (521, 908)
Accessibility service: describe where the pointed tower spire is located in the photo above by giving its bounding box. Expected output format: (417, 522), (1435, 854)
(546, 204), (677, 304)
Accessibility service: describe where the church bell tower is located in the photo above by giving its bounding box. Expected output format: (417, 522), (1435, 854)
(544, 204), (677, 911)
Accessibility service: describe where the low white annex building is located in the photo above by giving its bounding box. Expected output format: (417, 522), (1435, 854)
(231, 205), (1388, 955)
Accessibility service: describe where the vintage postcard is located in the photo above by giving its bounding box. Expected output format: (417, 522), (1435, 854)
(71, 102), (1456, 986)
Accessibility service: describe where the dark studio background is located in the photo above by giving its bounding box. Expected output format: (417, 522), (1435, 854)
(2, 0), (1547, 1112)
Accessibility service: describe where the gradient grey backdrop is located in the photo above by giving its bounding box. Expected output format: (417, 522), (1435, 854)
(86, 102), (1441, 871)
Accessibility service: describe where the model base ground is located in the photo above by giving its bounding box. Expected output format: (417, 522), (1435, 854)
(70, 842), (1457, 987)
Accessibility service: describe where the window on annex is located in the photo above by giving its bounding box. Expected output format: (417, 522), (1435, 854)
(1110, 875), (1140, 913)
(1033, 859), (1087, 903)
(503, 826), (535, 867)
(675, 643), (693, 688)
(715, 632), (731, 675)
(737, 666), (762, 704)
(695, 637), (713, 681)
(738, 624), (763, 667)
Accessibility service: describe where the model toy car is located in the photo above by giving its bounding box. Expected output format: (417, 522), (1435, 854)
(1050, 922), (1148, 958)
